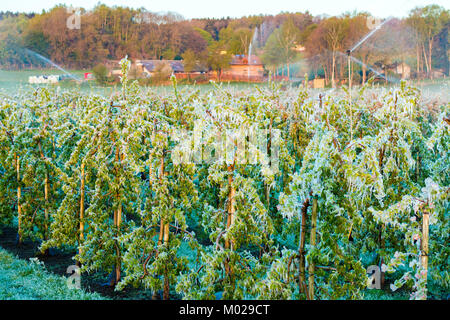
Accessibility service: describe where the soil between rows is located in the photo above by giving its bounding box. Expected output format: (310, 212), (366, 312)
(0, 226), (165, 300)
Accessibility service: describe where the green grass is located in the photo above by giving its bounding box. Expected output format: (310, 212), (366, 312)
(0, 247), (105, 300)
(0, 69), (269, 96)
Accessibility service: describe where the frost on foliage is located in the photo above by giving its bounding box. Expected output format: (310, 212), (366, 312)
(426, 109), (449, 151)
(0, 79), (448, 300)
(371, 177), (445, 300)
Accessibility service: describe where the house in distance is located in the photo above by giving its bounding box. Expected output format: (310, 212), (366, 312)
(135, 60), (185, 78)
(222, 55), (264, 82)
(105, 54), (265, 82)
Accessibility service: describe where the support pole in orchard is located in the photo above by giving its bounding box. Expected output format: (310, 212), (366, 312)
(265, 118), (272, 208)
(38, 140), (50, 247)
(224, 161), (236, 295)
(158, 149), (171, 300)
(158, 152), (165, 247)
(163, 151), (169, 245)
(163, 180), (170, 301)
(77, 162), (85, 267)
(225, 163), (236, 251)
(308, 197), (318, 300)
(112, 136), (122, 286)
(421, 208), (430, 300)
(298, 196), (311, 299)
(15, 153), (22, 245)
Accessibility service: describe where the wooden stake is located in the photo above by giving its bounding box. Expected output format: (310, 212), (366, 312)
(15, 153), (22, 244)
(158, 221), (164, 246)
(163, 223), (170, 244)
(421, 209), (429, 300)
(265, 119), (272, 208)
(157, 150), (171, 300)
(308, 197), (318, 300)
(43, 174), (49, 239)
(298, 197), (310, 299)
(38, 140), (50, 245)
(77, 162), (85, 267)
(113, 144), (122, 285)
(225, 165), (235, 251)
(158, 153), (165, 247)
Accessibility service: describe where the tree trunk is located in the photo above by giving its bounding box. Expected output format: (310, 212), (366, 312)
(362, 61), (367, 85)
(428, 39), (433, 80)
(331, 52), (336, 88)
(422, 43), (430, 78)
(308, 197), (318, 300)
(416, 45), (420, 79)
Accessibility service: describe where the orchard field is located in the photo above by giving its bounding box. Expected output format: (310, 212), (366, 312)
(0, 58), (448, 300)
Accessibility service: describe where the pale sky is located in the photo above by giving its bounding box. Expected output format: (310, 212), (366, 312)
(1, 0), (449, 19)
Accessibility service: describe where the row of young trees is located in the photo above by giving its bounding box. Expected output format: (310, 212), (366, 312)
(0, 58), (448, 299)
(0, 4), (448, 83)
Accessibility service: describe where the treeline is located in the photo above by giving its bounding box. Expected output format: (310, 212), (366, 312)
(0, 4), (448, 83)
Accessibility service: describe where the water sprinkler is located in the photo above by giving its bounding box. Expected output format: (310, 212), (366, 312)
(346, 49), (352, 90)
(347, 49), (353, 141)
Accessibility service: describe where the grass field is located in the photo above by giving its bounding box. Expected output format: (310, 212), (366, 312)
(1, 69), (449, 103)
(0, 70), (270, 98)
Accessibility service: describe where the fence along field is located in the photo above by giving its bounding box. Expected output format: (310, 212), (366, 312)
(0, 57), (448, 300)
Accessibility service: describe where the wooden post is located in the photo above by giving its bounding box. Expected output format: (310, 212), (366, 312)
(38, 140), (50, 244)
(298, 197), (310, 299)
(225, 164), (235, 251)
(163, 219), (170, 300)
(77, 163), (85, 267)
(44, 175), (49, 237)
(158, 154), (165, 246)
(421, 209), (429, 300)
(113, 145), (122, 285)
(308, 197), (318, 300)
(265, 119), (272, 208)
(156, 150), (171, 300)
(15, 153), (22, 244)
(223, 163), (236, 295)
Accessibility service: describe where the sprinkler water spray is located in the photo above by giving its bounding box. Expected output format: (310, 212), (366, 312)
(347, 49), (353, 141)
